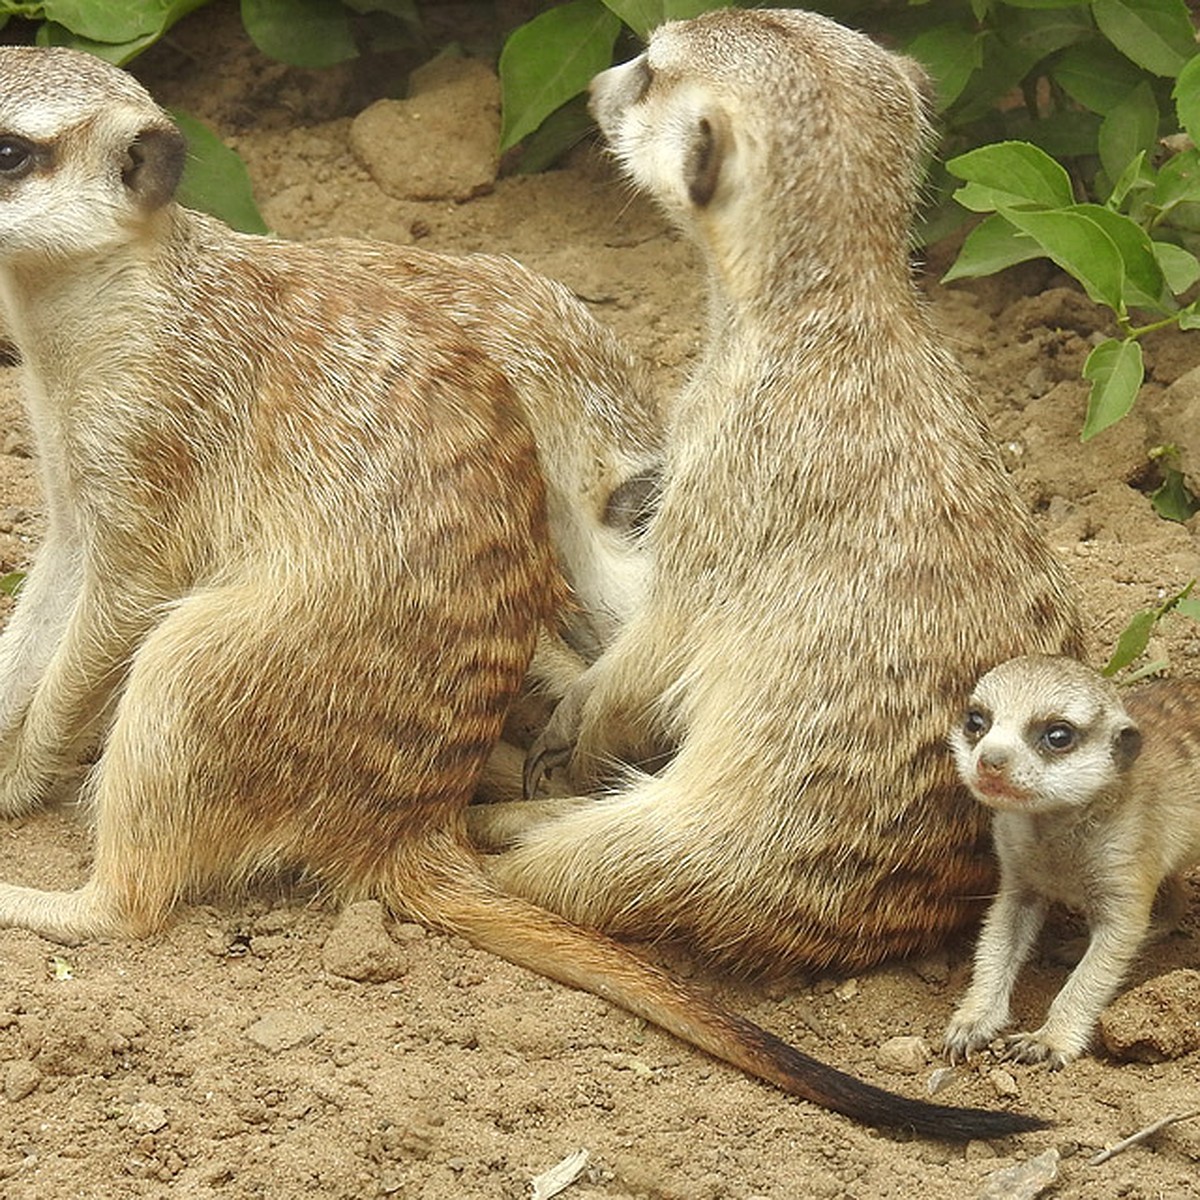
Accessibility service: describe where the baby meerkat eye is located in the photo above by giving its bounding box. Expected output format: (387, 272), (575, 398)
(0, 136), (33, 176)
(962, 708), (990, 740)
(1040, 722), (1077, 754)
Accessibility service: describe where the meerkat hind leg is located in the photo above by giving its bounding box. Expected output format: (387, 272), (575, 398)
(468, 796), (598, 851)
(0, 587), (298, 944)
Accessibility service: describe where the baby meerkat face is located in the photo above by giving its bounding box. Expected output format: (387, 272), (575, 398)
(950, 655), (1141, 813)
(0, 47), (185, 263)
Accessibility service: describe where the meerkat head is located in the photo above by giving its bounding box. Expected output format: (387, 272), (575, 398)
(588, 9), (934, 265)
(950, 655), (1142, 814)
(0, 47), (186, 264)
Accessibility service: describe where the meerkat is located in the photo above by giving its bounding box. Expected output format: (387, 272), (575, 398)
(0, 45), (1048, 1140)
(944, 655), (1200, 1069)
(472, 8), (1084, 975)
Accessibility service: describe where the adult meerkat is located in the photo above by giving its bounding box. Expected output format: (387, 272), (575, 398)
(945, 655), (1200, 1069)
(475, 8), (1083, 972)
(0, 45), (1045, 1140)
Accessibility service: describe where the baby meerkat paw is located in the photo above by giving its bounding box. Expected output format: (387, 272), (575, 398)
(1001, 1031), (1077, 1071)
(942, 1017), (1001, 1065)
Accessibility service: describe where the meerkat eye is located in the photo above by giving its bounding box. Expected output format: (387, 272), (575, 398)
(1041, 722), (1077, 753)
(0, 136), (33, 176)
(963, 708), (990, 740)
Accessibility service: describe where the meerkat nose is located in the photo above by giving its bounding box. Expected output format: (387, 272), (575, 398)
(977, 745), (1010, 773)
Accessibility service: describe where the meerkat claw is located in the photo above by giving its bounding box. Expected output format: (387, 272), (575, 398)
(523, 734), (571, 800)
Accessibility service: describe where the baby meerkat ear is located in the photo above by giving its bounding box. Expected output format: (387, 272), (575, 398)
(122, 123), (187, 211)
(1114, 721), (1142, 772)
(684, 110), (730, 208)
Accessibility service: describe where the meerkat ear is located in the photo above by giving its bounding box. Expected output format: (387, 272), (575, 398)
(122, 123), (187, 211)
(1113, 722), (1142, 771)
(684, 110), (730, 208)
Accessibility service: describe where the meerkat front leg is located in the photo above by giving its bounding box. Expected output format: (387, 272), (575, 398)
(0, 527), (83, 742)
(525, 612), (675, 796)
(944, 885), (1049, 1063)
(1003, 885), (1157, 1069)
(0, 576), (151, 816)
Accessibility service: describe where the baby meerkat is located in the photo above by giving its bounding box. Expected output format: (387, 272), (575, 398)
(475, 8), (1082, 972)
(0, 45), (1045, 1140)
(945, 655), (1200, 1069)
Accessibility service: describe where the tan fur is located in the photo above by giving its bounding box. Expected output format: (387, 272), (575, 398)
(475, 8), (1083, 972)
(321, 242), (662, 672)
(312, 244), (663, 797)
(0, 45), (1051, 1140)
(945, 655), (1200, 1068)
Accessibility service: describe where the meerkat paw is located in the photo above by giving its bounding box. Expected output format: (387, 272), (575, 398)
(942, 1014), (1005, 1065)
(1001, 1030), (1078, 1071)
(523, 686), (588, 798)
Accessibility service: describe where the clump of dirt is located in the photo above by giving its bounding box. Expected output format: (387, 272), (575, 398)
(0, 8), (1196, 1199)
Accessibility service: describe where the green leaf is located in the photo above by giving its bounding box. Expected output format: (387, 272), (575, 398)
(600, 0), (724, 41)
(946, 141), (1074, 211)
(1177, 595), (1200, 621)
(1101, 579), (1195, 676)
(1152, 241), (1200, 293)
(1098, 82), (1160, 189)
(1082, 337), (1144, 440)
(1092, 0), (1195, 78)
(1001, 208), (1126, 311)
(1172, 51), (1200, 145)
(0, 570), (25, 597)
(1150, 466), (1200, 521)
(36, 0), (205, 62)
(43, 0), (173, 42)
(1178, 301), (1200, 329)
(36, 22), (159, 63)
(1066, 203), (1168, 311)
(1106, 150), (1153, 208)
(1153, 147), (1200, 212)
(171, 110), (268, 235)
(1053, 38), (1150, 113)
(1103, 606), (1158, 674)
(905, 24), (982, 111)
(240, 0), (357, 68)
(500, 0), (621, 152)
(942, 213), (1042, 282)
(511, 94), (594, 174)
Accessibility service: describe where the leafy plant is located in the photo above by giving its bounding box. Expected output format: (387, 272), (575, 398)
(499, 0), (725, 161)
(1104, 578), (1200, 677)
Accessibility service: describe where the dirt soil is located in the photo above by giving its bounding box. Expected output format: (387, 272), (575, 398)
(0, 8), (1197, 1199)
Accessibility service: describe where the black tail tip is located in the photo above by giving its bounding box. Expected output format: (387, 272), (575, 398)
(914, 1105), (1052, 1141)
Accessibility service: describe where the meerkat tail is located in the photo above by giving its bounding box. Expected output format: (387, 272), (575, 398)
(394, 857), (1048, 1139)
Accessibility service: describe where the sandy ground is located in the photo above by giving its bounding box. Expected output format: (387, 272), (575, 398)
(0, 7), (1196, 1199)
